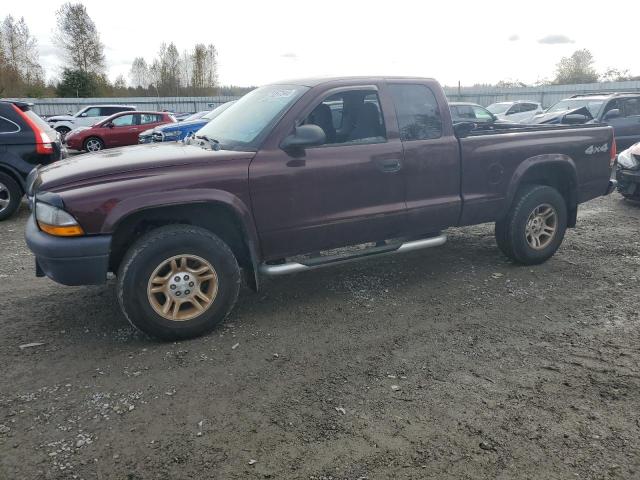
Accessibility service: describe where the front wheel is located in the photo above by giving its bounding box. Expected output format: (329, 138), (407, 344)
(117, 225), (241, 340)
(84, 137), (104, 152)
(495, 185), (567, 265)
(55, 126), (71, 137)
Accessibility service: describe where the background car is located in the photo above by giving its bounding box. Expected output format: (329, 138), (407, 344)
(46, 105), (136, 136)
(616, 141), (640, 200)
(0, 100), (65, 220)
(64, 111), (175, 152)
(486, 101), (543, 123)
(181, 111), (211, 122)
(138, 101), (235, 144)
(533, 93), (640, 149)
(449, 102), (497, 124)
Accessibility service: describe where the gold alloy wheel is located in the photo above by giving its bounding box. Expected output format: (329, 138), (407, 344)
(147, 255), (219, 321)
(525, 203), (557, 250)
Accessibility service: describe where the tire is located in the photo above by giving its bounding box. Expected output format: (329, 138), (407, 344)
(117, 225), (241, 341)
(55, 126), (71, 137)
(83, 137), (104, 152)
(0, 172), (22, 221)
(494, 184), (567, 265)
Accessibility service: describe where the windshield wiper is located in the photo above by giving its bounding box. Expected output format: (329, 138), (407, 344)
(194, 134), (221, 151)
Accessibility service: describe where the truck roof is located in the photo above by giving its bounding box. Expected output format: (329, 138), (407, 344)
(270, 76), (437, 87)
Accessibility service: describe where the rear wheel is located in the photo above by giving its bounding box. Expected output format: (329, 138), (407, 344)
(0, 172), (22, 221)
(495, 184), (567, 265)
(84, 137), (104, 152)
(117, 225), (241, 340)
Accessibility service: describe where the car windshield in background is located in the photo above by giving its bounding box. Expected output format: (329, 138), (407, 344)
(202, 101), (236, 120)
(546, 99), (604, 117)
(487, 103), (511, 114)
(196, 86), (308, 149)
(182, 111), (210, 122)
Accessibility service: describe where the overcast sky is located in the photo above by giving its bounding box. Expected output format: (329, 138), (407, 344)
(7, 0), (640, 87)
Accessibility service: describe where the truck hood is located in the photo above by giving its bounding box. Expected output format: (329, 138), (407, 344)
(36, 142), (256, 192)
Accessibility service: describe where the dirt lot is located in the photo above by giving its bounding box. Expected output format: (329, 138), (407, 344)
(1, 194), (639, 480)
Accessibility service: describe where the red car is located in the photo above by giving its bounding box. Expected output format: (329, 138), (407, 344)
(65, 111), (175, 152)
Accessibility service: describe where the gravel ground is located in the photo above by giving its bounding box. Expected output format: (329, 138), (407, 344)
(0, 194), (639, 480)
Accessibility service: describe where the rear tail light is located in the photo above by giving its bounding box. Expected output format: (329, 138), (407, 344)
(12, 104), (55, 155)
(610, 136), (617, 167)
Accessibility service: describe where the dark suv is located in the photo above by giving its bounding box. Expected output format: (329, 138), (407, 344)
(0, 101), (65, 220)
(533, 92), (640, 150)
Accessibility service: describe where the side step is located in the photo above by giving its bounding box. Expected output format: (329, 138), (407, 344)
(259, 234), (447, 276)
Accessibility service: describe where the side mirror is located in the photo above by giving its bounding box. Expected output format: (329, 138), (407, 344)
(563, 113), (589, 124)
(80, 113), (88, 117)
(281, 124), (326, 151)
(603, 109), (621, 121)
(104, 122), (113, 128)
(453, 121), (476, 138)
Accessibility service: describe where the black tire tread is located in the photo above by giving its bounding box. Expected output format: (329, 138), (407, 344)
(116, 224), (240, 340)
(0, 172), (22, 221)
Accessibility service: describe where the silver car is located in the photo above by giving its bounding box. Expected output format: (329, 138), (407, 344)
(487, 101), (543, 124)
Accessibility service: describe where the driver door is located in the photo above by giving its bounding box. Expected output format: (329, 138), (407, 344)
(103, 113), (140, 147)
(249, 85), (408, 260)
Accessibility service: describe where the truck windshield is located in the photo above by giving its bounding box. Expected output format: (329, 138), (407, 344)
(487, 103), (511, 114)
(546, 99), (604, 117)
(195, 85), (309, 149)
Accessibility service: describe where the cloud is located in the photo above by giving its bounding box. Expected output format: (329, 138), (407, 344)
(538, 34), (574, 44)
(280, 52), (298, 59)
(508, 34), (519, 41)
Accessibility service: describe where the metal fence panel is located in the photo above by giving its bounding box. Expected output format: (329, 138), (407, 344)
(443, 80), (640, 107)
(4, 79), (640, 115)
(2, 96), (241, 116)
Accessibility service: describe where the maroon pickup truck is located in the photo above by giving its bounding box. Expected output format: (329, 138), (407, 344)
(25, 77), (617, 340)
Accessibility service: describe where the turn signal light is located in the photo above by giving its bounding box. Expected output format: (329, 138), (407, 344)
(37, 222), (85, 237)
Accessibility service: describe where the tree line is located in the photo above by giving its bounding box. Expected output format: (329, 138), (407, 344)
(0, 2), (252, 98)
(1, 4), (638, 98)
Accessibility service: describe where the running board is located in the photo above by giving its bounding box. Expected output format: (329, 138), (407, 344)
(259, 234), (447, 276)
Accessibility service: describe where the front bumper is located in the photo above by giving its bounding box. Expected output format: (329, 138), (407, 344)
(616, 168), (640, 196)
(25, 215), (112, 286)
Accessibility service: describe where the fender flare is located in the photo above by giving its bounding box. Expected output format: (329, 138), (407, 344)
(104, 188), (262, 290)
(500, 153), (578, 219)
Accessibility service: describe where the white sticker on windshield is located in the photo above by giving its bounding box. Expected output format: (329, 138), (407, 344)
(268, 89), (296, 99)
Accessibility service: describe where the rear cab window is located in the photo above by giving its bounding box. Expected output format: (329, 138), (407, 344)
(388, 84), (442, 141)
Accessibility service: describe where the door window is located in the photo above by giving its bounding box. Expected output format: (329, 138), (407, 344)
(111, 114), (135, 126)
(472, 106), (493, 120)
(0, 117), (19, 133)
(623, 98), (640, 117)
(140, 113), (163, 124)
(82, 107), (102, 117)
(389, 84), (442, 140)
(520, 103), (538, 112)
(506, 104), (522, 115)
(302, 90), (386, 146)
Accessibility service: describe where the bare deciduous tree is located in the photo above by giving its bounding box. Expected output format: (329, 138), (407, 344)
(54, 2), (105, 74)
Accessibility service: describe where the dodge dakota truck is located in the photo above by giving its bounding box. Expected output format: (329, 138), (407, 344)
(25, 77), (617, 340)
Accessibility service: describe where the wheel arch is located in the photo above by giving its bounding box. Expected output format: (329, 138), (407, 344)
(0, 164), (26, 193)
(107, 192), (261, 291)
(502, 154), (579, 227)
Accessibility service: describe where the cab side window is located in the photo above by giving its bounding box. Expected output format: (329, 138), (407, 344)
(83, 107), (102, 117)
(389, 84), (442, 141)
(141, 114), (163, 124)
(302, 90), (386, 147)
(111, 114), (135, 127)
(623, 98), (640, 117)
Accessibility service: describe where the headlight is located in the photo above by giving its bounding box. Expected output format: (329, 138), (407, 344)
(162, 130), (182, 139)
(617, 149), (639, 170)
(35, 202), (84, 236)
